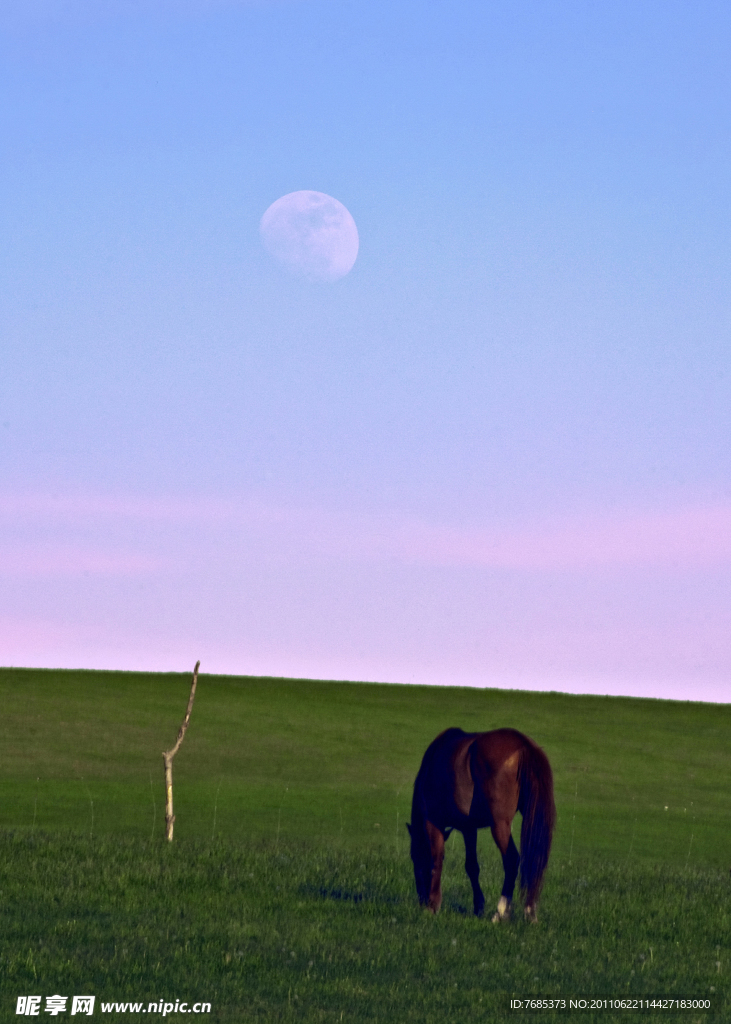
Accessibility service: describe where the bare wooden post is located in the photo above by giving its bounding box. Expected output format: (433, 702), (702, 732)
(163, 660), (200, 842)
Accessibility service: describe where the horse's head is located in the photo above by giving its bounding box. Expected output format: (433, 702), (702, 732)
(406, 820), (432, 905)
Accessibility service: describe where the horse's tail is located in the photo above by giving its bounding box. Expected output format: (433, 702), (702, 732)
(518, 738), (556, 907)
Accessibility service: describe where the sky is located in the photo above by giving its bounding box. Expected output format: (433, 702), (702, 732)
(1, 0), (730, 701)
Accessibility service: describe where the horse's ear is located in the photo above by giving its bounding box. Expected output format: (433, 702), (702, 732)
(405, 822), (411, 835)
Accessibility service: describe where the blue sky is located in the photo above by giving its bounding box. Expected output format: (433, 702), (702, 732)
(2, 0), (730, 699)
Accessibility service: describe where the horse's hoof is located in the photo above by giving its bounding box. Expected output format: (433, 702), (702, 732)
(491, 896), (511, 922)
(524, 905), (538, 923)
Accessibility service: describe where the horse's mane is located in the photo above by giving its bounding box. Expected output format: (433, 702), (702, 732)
(410, 728), (468, 833)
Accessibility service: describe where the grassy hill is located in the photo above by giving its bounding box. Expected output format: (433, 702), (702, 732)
(1, 667), (729, 1022)
(1, 667), (729, 866)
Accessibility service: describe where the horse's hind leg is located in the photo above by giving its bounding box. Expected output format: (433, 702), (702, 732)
(463, 827), (485, 917)
(490, 820), (520, 922)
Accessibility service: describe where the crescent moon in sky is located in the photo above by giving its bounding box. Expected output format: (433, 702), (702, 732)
(259, 191), (359, 282)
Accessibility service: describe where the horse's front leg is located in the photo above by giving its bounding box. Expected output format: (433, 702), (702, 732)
(490, 819), (520, 922)
(463, 827), (485, 917)
(425, 820), (445, 913)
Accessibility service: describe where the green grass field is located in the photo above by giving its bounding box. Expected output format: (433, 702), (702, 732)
(1, 667), (729, 1022)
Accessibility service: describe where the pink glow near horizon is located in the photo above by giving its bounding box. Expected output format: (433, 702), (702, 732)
(2, 491), (729, 703)
(319, 503), (731, 572)
(4, 640), (729, 705)
(1, 491), (730, 574)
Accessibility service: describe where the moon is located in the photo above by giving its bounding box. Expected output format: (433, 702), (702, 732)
(259, 191), (359, 282)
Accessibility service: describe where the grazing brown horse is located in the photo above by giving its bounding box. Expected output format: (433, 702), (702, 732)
(407, 727), (555, 922)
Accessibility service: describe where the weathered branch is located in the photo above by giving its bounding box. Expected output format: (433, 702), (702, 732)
(163, 660), (200, 842)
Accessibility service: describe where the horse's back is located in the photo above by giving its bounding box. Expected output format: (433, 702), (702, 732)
(417, 727), (538, 828)
(471, 728), (530, 771)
